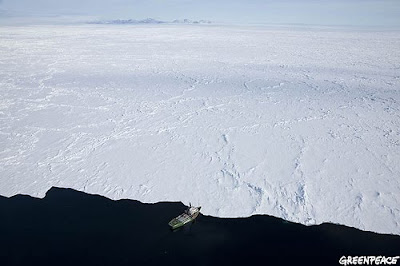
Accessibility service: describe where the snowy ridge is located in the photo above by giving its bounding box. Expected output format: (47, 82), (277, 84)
(88, 18), (212, 25)
(0, 25), (399, 235)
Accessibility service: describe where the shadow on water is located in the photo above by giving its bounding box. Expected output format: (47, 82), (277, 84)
(0, 187), (399, 266)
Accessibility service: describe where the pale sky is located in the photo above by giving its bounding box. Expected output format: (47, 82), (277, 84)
(1, 0), (400, 27)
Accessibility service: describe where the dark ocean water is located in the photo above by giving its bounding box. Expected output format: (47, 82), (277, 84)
(0, 187), (399, 266)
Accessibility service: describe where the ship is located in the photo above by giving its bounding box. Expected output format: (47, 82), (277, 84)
(168, 204), (201, 230)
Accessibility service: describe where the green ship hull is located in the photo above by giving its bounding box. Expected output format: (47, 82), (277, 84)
(168, 206), (201, 229)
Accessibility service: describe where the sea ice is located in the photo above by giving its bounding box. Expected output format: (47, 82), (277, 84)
(0, 24), (399, 235)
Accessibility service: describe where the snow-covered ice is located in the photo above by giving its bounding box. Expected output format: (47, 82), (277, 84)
(0, 24), (399, 235)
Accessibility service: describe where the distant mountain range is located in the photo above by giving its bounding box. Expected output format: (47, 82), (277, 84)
(88, 18), (212, 25)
